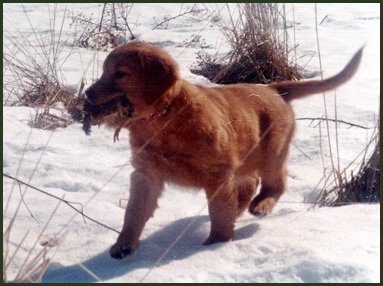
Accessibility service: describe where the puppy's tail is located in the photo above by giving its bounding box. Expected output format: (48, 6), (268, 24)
(270, 46), (364, 102)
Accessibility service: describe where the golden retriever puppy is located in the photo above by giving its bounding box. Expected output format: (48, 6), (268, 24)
(83, 41), (363, 259)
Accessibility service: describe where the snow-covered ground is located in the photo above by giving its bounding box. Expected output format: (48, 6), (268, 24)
(3, 3), (380, 283)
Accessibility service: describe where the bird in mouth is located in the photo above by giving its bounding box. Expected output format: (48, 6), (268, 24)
(82, 96), (134, 136)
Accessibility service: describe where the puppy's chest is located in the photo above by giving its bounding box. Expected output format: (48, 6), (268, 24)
(131, 129), (229, 186)
(146, 134), (210, 167)
(143, 143), (208, 186)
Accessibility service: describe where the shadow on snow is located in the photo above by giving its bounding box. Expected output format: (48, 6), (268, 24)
(42, 215), (259, 282)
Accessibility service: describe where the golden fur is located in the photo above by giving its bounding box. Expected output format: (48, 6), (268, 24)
(84, 41), (363, 259)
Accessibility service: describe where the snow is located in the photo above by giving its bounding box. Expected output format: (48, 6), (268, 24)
(3, 3), (380, 283)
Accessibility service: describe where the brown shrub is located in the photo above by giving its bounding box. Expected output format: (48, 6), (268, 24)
(192, 3), (302, 84)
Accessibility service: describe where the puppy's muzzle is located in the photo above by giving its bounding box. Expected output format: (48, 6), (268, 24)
(85, 88), (96, 104)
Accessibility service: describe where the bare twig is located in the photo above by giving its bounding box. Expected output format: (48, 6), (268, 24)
(15, 180), (38, 222)
(295, 117), (370, 129)
(152, 4), (200, 30)
(3, 173), (120, 234)
(120, 4), (136, 40)
(99, 4), (106, 32)
(14, 196), (63, 282)
(319, 15), (328, 25)
(315, 3), (338, 188)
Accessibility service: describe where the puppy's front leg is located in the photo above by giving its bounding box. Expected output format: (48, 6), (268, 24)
(204, 181), (237, 245)
(110, 169), (164, 259)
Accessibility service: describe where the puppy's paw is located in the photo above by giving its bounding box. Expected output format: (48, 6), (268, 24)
(249, 197), (276, 216)
(110, 242), (137, 259)
(203, 234), (233, 246)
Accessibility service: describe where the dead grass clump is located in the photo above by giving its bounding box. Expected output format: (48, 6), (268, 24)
(21, 78), (85, 122)
(3, 56), (85, 129)
(316, 122), (380, 207)
(19, 78), (76, 108)
(335, 141), (380, 204)
(192, 3), (302, 84)
(25, 83), (84, 130)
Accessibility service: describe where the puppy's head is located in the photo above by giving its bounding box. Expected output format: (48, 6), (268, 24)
(83, 41), (180, 134)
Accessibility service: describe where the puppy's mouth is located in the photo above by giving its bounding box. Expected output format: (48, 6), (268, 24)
(82, 96), (134, 135)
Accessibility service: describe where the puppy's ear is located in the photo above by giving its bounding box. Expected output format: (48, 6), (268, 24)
(139, 51), (179, 104)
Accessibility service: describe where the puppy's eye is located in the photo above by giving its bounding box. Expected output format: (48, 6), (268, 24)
(114, 71), (127, 79)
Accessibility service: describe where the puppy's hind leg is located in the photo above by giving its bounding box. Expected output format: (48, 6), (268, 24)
(235, 176), (259, 217)
(248, 166), (287, 216)
(249, 124), (293, 216)
(110, 169), (164, 259)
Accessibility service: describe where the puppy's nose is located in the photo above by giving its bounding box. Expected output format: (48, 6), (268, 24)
(85, 87), (96, 103)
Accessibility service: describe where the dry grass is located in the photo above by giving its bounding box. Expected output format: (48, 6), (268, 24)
(68, 3), (136, 50)
(316, 121), (380, 207)
(192, 3), (302, 84)
(3, 42), (85, 128)
(3, 5), (83, 282)
(3, 7), (85, 130)
(311, 3), (380, 207)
